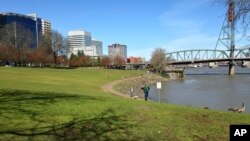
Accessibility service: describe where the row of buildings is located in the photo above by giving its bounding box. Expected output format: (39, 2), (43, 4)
(0, 12), (145, 63)
(67, 30), (128, 61)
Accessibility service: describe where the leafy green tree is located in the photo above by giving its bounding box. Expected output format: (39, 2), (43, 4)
(77, 50), (84, 57)
(96, 56), (101, 66)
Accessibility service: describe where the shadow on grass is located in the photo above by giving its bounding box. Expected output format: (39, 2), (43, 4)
(0, 89), (133, 140)
(0, 89), (102, 103)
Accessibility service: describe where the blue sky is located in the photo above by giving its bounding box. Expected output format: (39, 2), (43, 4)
(0, 0), (248, 60)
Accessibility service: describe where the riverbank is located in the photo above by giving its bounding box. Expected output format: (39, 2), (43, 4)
(112, 72), (168, 99)
(1, 67), (250, 140)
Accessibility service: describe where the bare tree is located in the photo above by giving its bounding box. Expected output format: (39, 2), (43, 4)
(214, 0), (250, 36)
(150, 48), (167, 73)
(51, 30), (64, 66)
(0, 43), (19, 66)
(64, 37), (71, 59)
(113, 55), (126, 66)
(27, 46), (50, 67)
(38, 34), (54, 66)
(0, 23), (34, 65)
(0, 24), (16, 47)
(17, 25), (33, 65)
(101, 56), (110, 68)
(40, 34), (52, 51)
(0, 43), (11, 65)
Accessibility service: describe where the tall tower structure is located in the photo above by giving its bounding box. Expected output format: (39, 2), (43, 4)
(215, 0), (235, 75)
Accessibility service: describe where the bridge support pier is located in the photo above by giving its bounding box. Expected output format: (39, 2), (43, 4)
(164, 68), (185, 79)
(229, 62), (235, 75)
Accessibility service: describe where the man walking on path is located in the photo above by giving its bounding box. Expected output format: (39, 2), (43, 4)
(141, 84), (150, 101)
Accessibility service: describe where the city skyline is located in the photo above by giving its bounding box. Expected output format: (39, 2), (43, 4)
(0, 0), (249, 60)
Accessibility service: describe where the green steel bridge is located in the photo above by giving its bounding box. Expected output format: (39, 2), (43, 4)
(167, 46), (250, 65)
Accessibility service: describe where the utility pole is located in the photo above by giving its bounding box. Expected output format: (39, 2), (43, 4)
(228, 0), (235, 75)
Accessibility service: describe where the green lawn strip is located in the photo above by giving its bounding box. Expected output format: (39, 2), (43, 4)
(0, 89), (134, 140)
(0, 67), (142, 95)
(0, 67), (250, 140)
(124, 101), (250, 140)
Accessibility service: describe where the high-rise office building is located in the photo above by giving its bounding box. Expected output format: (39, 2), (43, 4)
(68, 30), (92, 48)
(92, 39), (103, 56)
(0, 12), (42, 48)
(0, 12), (51, 48)
(41, 19), (51, 37)
(108, 43), (127, 59)
(67, 30), (103, 57)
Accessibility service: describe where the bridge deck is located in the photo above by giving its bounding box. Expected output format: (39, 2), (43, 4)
(168, 57), (250, 65)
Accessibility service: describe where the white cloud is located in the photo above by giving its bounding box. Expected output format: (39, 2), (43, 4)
(159, 1), (210, 36)
(163, 34), (218, 52)
(157, 0), (221, 53)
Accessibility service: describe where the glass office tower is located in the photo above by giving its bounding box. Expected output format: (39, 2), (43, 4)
(0, 12), (42, 48)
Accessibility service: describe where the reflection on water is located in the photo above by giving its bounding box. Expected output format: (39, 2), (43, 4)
(150, 67), (250, 113)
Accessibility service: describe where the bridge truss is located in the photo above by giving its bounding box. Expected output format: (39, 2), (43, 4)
(166, 47), (250, 64)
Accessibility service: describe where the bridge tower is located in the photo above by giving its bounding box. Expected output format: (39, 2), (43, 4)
(228, 0), (235, 75)
(216, 0), (235, 75)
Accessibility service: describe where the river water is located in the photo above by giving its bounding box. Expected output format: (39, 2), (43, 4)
(150, 67), (250, 113)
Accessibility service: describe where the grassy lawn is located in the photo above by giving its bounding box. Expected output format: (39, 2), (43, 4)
(0, 67), (250, 140)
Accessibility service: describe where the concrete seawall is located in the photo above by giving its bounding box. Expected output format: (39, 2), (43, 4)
(164, 68), (185, 79)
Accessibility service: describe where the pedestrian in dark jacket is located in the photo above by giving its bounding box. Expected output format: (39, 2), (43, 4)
(141, 84), (150, 101)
